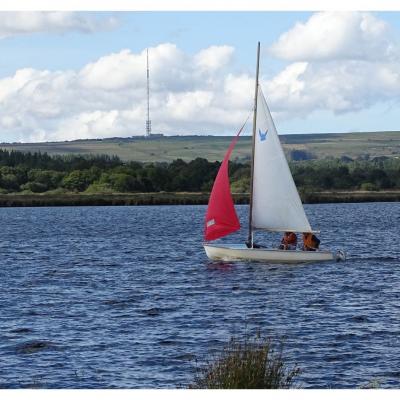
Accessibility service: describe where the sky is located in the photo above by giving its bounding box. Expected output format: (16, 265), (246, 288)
(1, 8), (400, 142)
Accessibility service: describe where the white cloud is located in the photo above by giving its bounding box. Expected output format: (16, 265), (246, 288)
(165, 91), (214, 120)
(0, 43), (252, 141)
(79, 49), (144, 91)
(260, 11), (400, 122)
(2, 22), (400, 143)
(79, 43), (189, 92)
(264, 59), (400, 117)
(54, 110), (122, 140)
(223, 74), (254, 108)
(194, 45), (234, 72)
(0, 11), (118, 39)
(270, 11), (397, 62)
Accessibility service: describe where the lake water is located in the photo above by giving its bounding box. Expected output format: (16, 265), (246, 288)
(0, 203), (399, 388)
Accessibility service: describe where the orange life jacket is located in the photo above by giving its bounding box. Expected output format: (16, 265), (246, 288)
(303, 233), (319, 249)
(282, 232), (297, 246)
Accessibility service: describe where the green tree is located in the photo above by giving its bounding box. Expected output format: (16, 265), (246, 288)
(0, 173), (19, 191)
(21, 182), (48, 193)
(27, 169), (65, 191)
(62, 170), (96, 192)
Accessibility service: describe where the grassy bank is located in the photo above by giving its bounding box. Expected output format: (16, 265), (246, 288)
(0, 192), (209, 207)
(301, 190), (400, 203)
(0, 190), (399, 207)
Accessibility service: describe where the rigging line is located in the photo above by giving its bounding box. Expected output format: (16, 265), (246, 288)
(237, 111), (252, 136)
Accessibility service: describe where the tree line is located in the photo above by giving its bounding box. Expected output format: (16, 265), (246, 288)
(0, 148), (399, 194)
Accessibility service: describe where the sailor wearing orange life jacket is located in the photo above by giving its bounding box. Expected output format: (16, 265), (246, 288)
(279, 231), (297, 250)
(302, 232), (320, 251)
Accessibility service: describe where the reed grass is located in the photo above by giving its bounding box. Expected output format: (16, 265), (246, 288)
(190, 333), (300, 389)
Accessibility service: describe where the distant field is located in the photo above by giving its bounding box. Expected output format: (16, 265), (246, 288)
(1, 131), (400, 162)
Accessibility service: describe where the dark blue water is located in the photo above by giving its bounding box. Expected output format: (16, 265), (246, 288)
(0, 203), (400, 388)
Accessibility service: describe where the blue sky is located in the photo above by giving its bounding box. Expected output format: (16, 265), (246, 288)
(1, 11), (400, 142)
(0, 12), (312, 76)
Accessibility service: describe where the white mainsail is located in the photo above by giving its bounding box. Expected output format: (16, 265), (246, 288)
(251, 86), (313, 233)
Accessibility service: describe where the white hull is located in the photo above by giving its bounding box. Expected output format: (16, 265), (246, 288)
(204, 243), (338, 263)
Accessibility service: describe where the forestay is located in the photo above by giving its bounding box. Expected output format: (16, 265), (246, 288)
(251, 87), (313, 233)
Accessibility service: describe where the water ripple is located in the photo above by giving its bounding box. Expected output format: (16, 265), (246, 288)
(0, 203), (399, 388)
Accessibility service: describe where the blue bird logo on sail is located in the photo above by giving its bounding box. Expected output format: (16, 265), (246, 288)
(259, 129), (268, 141)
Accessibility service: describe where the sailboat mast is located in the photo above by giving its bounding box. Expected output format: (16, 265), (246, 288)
(247, 42), (260, 247)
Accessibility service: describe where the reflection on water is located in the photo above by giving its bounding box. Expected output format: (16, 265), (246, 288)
(206, 261), (236, 271)
(0, 203), (399, 388)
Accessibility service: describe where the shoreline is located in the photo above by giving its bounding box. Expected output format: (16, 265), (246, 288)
(0, 191), (399, 207)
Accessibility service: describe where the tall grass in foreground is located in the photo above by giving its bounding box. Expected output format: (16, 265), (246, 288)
(190, 333), (300, 389)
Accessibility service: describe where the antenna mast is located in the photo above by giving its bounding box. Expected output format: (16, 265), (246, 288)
(146, 48), (151, 137)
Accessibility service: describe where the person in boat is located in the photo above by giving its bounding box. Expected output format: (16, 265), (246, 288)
(302, 232), (320, 251)
(279, 231), (297, 250)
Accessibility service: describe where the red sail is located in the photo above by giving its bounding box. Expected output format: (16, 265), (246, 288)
(204, 131), (242, 241)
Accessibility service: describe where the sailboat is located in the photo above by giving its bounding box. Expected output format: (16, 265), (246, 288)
(203, 42), (345, 263)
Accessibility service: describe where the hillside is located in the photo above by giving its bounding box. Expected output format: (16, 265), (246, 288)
(1, 131), (400, 162)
